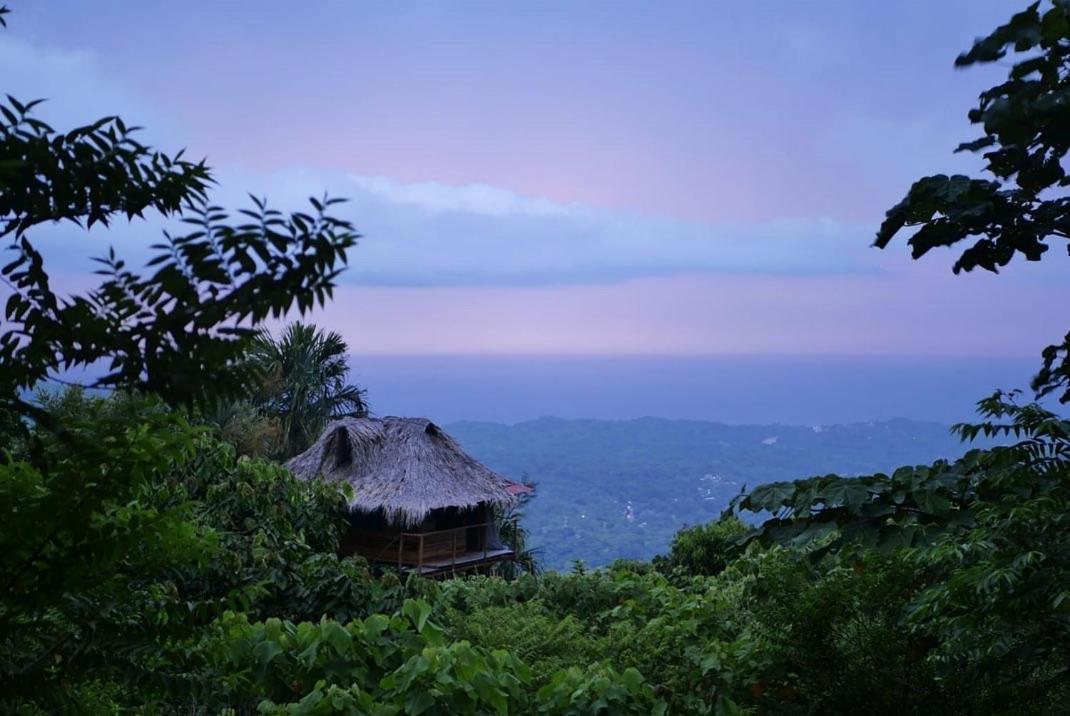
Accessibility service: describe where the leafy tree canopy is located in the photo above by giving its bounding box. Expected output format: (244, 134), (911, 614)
(735, 1), (1070, 688)
(0, 95), (357, 420)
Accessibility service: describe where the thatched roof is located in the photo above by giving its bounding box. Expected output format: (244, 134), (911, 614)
(286, 416), (519, 526)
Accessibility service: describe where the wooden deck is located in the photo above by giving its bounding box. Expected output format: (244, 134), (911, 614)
(343, 520), (518, 577)
(402, 547), (515, 576)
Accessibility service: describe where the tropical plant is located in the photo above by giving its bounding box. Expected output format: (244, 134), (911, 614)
(654, 516), (749, 577)
(206, 398), (282, 458)
(0, 387), (414, 711)
(7, 1), (1070, 713)
(0, 395), (217, 708)
(197, 599), (668, 714)
(729, 1), (1070, 703)
(0, 96), (358, 422)
(250, 322), (369, 458)
(493, 477), (541, 578)
(734, 395), (1070, 705)
(724, 545), (962, 714)
(434, 567), (756, 714)
(0, 4), (360, 707)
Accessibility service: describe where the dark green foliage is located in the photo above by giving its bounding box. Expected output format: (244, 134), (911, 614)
(0, 394), (216, 708)
(208, 396), (284, 458)
(434, 568), (755, 714)
(493, 480), (541, 578)
(732, 454), (980, 556)
(0, 399), (27, 454)
(205, 322), (370, 460)
(783, 2), (1070, 703)
(734, 393), (1070, 709)
(874, 0), (1070, 401)
(0, 7), (362, 699)
(655, 516), (748, 576)
(198, 599), (666, 715)
(0, 92), (358, 416)
(0, 389), (396, 709)
(532, 665), (667, 716)
(434, 538), (1068, 714)
(0, 96), (209, 238)
(723, 2), (1070, 707)
(730, 548), (951, 714)
(3, 2), (1070, 713)
(199, 602), (532, 714)
(442, 602), (601, 688)
(905, 398), (1070, 692)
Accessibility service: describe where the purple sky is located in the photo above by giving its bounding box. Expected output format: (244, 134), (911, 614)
(6, 0), (1067, 358)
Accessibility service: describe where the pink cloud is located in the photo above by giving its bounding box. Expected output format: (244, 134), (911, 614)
(304, 263), (1067, 357)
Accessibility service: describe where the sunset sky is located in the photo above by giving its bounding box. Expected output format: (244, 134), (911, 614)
(7, 0), (1065, 362)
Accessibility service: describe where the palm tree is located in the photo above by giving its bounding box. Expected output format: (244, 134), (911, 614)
(250, 322), (369, 458)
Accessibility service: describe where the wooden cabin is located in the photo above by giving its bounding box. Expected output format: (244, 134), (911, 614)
(287, 417), (532, 577)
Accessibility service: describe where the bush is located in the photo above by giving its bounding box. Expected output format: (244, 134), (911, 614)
(654, 516), (749, 577)
(198, 599), (667, 714)
(435, 566), (756, 714)
(442, 602), (605, 688)
(726, 546), (959, 714)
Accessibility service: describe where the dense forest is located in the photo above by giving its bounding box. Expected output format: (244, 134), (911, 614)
(2, 2), (1069, 713)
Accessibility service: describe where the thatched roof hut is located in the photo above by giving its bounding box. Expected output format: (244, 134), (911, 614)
(286, 416), (519, 527)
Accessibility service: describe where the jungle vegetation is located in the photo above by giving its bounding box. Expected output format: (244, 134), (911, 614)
(1, 1), (1068, 713)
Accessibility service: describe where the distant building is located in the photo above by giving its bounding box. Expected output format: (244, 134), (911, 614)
(287, 417), (531, 576)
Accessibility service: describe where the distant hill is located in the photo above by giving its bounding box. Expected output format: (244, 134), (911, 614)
(447, 416), (1000, 571)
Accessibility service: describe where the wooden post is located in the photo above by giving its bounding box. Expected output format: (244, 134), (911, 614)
(451, 530), (457, 570)
(397, 533), (404, 569)
(418, 534), (424, 574)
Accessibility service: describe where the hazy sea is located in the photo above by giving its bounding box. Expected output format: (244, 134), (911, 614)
(348, 354), (1046, 426)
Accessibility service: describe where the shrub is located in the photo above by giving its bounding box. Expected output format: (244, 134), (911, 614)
(442, 602), (605, 688)
(198, 599), (668, 714)
(655, 516), (749, 577)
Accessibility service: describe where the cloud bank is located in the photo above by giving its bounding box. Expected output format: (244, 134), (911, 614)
(28, 165), (885, 288)
(202, 169), (883, 287)
(0, 28), (941, 290)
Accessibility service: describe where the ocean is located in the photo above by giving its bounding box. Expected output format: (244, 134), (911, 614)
(347, 354), (1047, 426)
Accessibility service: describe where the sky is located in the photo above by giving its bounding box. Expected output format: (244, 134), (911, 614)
(5, 1), (1069, 421)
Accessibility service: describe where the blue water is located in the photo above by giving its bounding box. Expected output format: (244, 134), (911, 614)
(348, 354), (1047, 426)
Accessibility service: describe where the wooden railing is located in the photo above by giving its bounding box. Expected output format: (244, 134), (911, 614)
(394, 518), (518, 572)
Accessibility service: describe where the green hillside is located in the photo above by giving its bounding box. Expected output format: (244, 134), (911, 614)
(450, 417), (997, 570)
